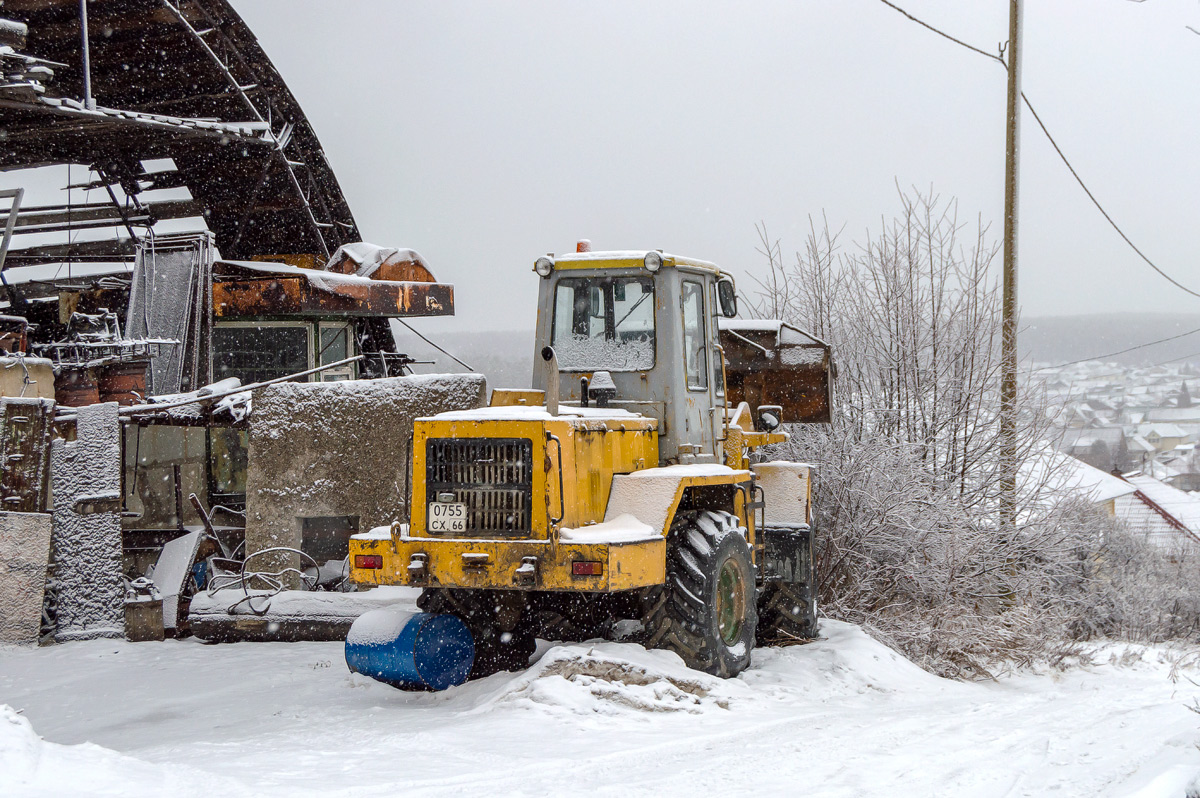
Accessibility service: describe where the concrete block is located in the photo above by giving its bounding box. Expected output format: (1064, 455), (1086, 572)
(0, 511), (53, 645)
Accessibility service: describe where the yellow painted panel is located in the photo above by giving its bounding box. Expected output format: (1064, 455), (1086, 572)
(350, 530), (666, 592)
(490, 389), (545, 407)
(412, 418), (551, 540)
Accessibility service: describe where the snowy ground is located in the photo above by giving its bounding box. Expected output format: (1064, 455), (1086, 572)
(1, 598), (1198, 797)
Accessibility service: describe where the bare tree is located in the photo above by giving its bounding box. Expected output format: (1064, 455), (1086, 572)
(752, 188), (1049, 506)
(749, 188), (1165, 676)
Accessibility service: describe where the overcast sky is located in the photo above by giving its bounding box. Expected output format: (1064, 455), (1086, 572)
(122, 2), (1200, 330)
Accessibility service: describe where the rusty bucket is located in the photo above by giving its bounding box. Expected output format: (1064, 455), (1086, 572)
(98, 359), (149, 406)
(54, 367), (100, 407)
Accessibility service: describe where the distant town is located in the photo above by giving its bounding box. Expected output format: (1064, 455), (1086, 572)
(1037, 358), (1200, 552)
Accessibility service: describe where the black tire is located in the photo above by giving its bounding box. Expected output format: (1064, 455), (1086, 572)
(757, 523), (819, 642)
(757, 581), (818, 643)
(641, 510), (757, 677)
(417, 588), (536, 679)
(527, 591), (631, 643)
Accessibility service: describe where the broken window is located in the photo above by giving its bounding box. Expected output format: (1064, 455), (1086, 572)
(207, 426), (247, 508)
(317, 322), (356, 381)
(212, 322), (311, 385)
(300, 516), (359, 563)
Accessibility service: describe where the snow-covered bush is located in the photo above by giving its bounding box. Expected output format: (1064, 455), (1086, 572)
(767, 425), (1101, 678)
(751, 189), (1200, 676)
(1074, 522), (1200, 643)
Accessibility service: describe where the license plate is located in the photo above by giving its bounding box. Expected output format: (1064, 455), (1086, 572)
(428, 501), (467, 533)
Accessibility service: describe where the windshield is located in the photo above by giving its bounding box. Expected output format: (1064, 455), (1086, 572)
(551, 276), (655, 371)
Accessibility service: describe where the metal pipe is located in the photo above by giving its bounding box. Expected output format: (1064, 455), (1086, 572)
(80, 0), (95, 110)
(0, 188), (24, 308)
(0, 188), (23, 265)
(541, 346), (559, 416)
(56, 355), (365, 420)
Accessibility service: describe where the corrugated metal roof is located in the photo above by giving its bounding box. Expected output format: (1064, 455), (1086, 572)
(1114, 473), (1200, 553)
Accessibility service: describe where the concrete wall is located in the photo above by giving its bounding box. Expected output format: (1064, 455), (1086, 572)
(51, 402), (124, 641)
(244, 374), (486, 573)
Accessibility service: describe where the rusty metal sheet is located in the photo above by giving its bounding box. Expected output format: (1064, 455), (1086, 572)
(0, 397), (54, 513)
(726, 366), (832, 425)
(213, 277), (454, 318)
(720, 326), (833, 425)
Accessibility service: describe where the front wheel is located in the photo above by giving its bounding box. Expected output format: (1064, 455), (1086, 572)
(640, 510), (757, 677)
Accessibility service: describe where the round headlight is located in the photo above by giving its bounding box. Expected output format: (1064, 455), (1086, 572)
(644, 251), (663, 272)
(534, 256), (554, 277)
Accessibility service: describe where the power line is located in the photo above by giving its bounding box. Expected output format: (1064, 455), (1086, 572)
(1152, 349), (1200, 368)
(1036, 324), (1200, 370)
(876, 0), (1200, 301)
(876, 0), (1004, 64)
(1019, 98), (1200, 301)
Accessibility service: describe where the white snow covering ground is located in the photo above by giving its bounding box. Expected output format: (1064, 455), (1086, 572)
(1, 613), (1198, 797)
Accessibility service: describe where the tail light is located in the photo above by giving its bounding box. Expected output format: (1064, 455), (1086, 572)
(355, 554), (383, 569)
(572, 561), (602, 576)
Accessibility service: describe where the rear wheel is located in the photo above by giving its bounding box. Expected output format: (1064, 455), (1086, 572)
(757, 526), (819, 642)
(757, 581), (818, 642)
(417, 588), (536, 679)
(640, 510), (756, 677)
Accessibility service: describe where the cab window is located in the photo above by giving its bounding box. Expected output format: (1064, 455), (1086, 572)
(681, 280), (708, 390)
(551, 276), (655, 371)
(710, 283), (725, 397)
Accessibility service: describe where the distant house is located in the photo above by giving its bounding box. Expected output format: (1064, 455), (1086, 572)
(1058, 427), (1132, 473)
(1127, 434), (1156, 462)
(1145, 406), (1200, 425)
(1023, 445), (1137, 518)
(1136, 423), (1191, 454)
(1113, 473), (1200, 555)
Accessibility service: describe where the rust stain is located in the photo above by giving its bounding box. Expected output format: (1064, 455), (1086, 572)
(213, 277), (455, 318)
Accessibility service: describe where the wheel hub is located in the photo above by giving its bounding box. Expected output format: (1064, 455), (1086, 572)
(715, 559), (746, 645)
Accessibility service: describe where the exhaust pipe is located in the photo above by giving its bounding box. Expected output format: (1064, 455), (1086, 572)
(541, 346), (559, 415)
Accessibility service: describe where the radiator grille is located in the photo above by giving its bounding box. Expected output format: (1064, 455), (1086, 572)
(425, 438), (534, 536)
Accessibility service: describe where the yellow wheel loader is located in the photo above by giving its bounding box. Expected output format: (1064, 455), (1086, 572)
(347, 247), (833, 685)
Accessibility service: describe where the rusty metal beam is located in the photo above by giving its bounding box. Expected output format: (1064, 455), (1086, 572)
(0, 198), (200, 229)
(212, 276), (454, 319)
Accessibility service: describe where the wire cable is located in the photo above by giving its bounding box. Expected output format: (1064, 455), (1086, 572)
(395, 318), (475, 372)
(1036, 324), (1200, 370)
(876, 0), (1005, 64)
(876, 0), (1200, 300)
(1152, 349), (1200, 368)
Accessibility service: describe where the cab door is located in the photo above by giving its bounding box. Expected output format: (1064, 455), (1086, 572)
(680, 277), (717, 460)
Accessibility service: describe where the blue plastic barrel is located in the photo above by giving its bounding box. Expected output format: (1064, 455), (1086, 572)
(345, 609), (474, 691)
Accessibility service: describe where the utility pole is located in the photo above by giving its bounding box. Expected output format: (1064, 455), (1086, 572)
(1000, 0), (1023, 535)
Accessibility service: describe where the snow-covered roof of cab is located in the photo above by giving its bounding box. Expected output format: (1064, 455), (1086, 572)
(551, 250), (725, 275)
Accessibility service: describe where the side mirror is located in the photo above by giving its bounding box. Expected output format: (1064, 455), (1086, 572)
(755, 405), (783, 432)
(717, 279), (738, 318)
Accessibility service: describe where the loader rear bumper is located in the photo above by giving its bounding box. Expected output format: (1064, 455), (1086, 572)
(349, 533), (666, 592)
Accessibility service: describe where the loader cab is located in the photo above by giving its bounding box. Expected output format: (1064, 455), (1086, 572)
(531, 250), (738, 466)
